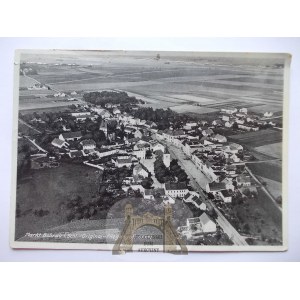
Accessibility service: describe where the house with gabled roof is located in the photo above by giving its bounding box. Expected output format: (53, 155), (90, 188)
(186, 212), (216, 233)
(133, 163), (149, 179)
(51, 138), (69, 149)
(206, 181), (226, 194)
(202, 128), (214, 137)
(59, 131), (82, 142)
(80, 139), (96, 150)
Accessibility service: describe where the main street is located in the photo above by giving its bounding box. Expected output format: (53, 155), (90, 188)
(160, 140), (248, 246)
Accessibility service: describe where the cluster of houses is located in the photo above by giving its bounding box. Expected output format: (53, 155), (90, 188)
(27, 100), (266, 240)
(220, 107), (276, 131)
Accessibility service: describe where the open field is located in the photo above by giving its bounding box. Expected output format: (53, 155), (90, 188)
(19, 54), (284, 112)
(19, 98), (81, 111)
(15, 162), (100, 239)
(247, 162), (282, 182)
(170, 104), (218, 114)
(255, 142), (282, 159)
(257, 176), (282, 199)
(19, 75), (39, 88)
(228, 129), (282, 147)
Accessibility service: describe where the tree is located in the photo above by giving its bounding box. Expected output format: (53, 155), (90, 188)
(243, 223), (250, 234)
(232, 122), (238, 130)
(145, 149), (152, 159)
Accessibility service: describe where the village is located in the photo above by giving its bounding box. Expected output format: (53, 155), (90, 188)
(18, 90), (282, 246)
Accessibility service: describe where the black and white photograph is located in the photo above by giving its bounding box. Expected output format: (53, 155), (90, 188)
(10, 50), (290, 252)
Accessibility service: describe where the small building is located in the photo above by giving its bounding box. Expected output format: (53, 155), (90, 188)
(206, 181), (226, 195)
(199, 212), (217, 233)
(239, 108), (248, 114)
(212, 119), (223, 127)
(221, 107), (237, 115)
(51, 138), (69, 149)
(150, 142), (165, 153)
(236, 175), (251, 187)
(183, 192), (207, 211)
(219, 190), (232, 203)
(186, 213), (216, 233)
(113, 107), (121, 115)
(134, 129), (143, 139)
(202, 128), (214, 137)
(80, 139), (96, 150)
(225, 121), (233, 128)
(133, 163), (149, 178)
(211, 134), (227, 143)
(264, 112), (273, 117)
(144, 188), (166, 200)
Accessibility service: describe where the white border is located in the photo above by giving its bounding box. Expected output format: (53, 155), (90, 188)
(1, 38), (300, 261)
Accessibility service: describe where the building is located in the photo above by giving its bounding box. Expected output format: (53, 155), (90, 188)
(183, 192), (207, 210)
(212, 119), (223, 127)
(222, 143), (243, 154)
(150, 141), (165, 153)
(114, 156), (137, 168)
(221, 107), (237, 115)
(134, 129), (143, 139)
(133, 148), (146, 160)
(211, 134), (227, 143)
(59, 131), (82, 142)
(91, 107), (111, 119)
(225, 121), (234, 128)
(164, 182), (189, 198)
(264, 112), (273, 117)
(182, 140), (202, 157)
(219, 190), (232, 203)
(80, 139), (96, 150)
(199, 213), (217, 233)
(239, 108), (248, 114)
(236, 175), (251, 187)
(133, 163), (149, 179)
(238, 124), (259, 132)
(144, 188), (166, 200)
(186, 213), (217, 233)
(51, 138), (69, 149)
(162, 129), (185, 143)
(202, 128), (214, 137)
(206, 181), (226, 195)
(113, 107), (121, 115)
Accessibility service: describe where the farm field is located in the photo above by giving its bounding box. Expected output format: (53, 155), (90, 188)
(255, 142), (282, 159)
(19, 75), (39, 88)
(170, 104), (218, 114)
(247, 162), (282, 182)
(228, 129), (282, 147)
(19, 53), (285, 113)
(18, 98), (81, 111)
(15, 162), (100, 239)
(257, 176), (282, 199)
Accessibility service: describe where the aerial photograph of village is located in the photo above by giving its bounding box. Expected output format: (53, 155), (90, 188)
(13, 50), (285, 251)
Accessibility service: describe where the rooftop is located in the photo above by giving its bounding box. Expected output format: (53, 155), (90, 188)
(61, 131), (82, 139)
(165, 182), (187, 191)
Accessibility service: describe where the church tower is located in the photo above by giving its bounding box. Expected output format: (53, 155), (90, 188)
(163, 148), (170, 168)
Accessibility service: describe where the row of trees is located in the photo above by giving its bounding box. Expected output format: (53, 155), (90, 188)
(133, 107), (190, 130)
(169, 159), (189, 183)
(83, 91), (141, 107)
(154, 156), (175, 183)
